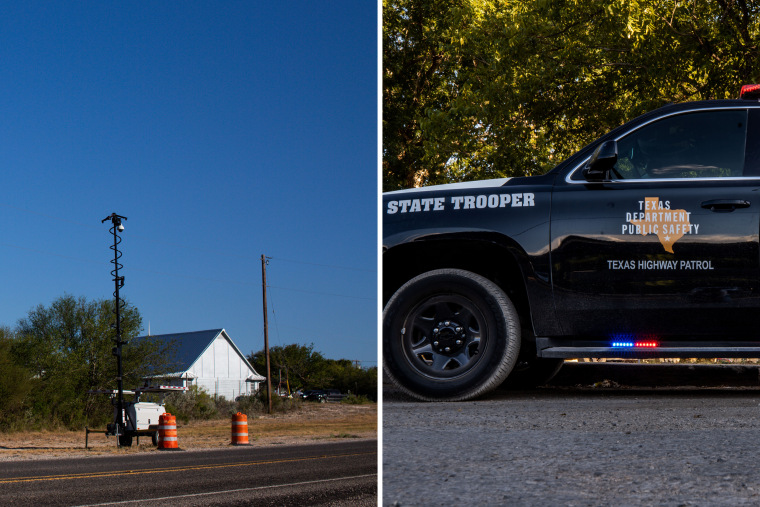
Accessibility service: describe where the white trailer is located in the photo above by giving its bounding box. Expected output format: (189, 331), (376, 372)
(87, 385), (187, 447)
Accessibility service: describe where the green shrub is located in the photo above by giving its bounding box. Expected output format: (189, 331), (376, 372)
(341, 394), (371, 405)
(235, 394), (265, 416)
(164, 385), (217, 423)
(251, 389), (302, 414)
(214, 396), (237, 417)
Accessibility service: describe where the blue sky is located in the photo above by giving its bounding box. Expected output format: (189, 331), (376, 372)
(0, 3), (378, 367)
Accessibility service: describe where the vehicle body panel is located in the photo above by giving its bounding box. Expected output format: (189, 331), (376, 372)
(384, 175), (559, 336)
(384, 99), (760, 347)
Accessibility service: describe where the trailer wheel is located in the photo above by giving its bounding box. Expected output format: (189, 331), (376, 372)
(119, 434), (133, 447)
(151, 431), (159, 447)
(383, 269), (520, 401)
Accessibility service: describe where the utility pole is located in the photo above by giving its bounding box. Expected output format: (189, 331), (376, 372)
(261, 254), (273, 414)
(102, 212), (127, 446)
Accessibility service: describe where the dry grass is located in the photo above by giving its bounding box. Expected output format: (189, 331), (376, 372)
(0, 402), (377, 462)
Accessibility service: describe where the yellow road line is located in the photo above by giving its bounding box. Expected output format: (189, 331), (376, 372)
(0, 451), (376, 485)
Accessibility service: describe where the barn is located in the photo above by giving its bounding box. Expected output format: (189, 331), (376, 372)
(142, 328), (266, 400)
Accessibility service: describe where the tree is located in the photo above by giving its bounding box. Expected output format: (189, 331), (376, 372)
(249, 343), (330, 392)
(383, 0), (470, 190)
(12, 294), (169, 428)
(384, 0), (760, 190)
(0, 327), (31, 427)
(324, 361), (378, 400)
(248, 344), (378, 398)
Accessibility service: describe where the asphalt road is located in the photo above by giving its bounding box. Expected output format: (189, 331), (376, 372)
(383, 363), (760, 506)
(0, 440), (377, 506)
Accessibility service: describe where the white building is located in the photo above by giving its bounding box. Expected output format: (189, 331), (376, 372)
(142, 328), (265, 400)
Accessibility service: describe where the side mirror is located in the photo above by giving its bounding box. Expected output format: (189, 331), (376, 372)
(583, 140), (618, 181)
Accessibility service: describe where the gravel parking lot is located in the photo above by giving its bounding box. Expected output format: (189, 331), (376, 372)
(383, 363), (760, 506)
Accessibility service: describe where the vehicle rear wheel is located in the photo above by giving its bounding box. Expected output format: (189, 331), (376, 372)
(383, 269), (520, 401)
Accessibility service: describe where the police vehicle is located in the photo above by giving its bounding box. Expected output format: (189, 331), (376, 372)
(383, 85), (760, 401)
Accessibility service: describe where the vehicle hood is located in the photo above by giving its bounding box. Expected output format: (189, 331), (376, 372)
(385, 177), (512, 195)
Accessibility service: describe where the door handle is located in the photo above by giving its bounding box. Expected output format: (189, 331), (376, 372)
(700, 199), (750, 212)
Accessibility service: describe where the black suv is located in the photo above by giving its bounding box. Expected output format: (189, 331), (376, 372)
(384, 86), (760, 401)
(303, 389), (343, 402)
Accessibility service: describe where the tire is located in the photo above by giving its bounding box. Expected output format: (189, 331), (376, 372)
(502, 357), (564, 389)
(151, 431), (159, 447)
(118, 434), (133, 447)
(383, 269), (521, 401)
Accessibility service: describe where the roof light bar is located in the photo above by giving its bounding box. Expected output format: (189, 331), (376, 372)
(740, 84), (760, 100)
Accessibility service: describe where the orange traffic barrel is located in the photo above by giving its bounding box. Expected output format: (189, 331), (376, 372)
(231, 412), (250, 445)
(158, 413), (179, 450)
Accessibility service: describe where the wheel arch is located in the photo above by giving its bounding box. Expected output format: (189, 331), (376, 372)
(383, 233), (535, 334)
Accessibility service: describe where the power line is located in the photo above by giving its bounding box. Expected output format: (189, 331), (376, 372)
(269, 256), (376, 273)
(267, 285), (374, 301)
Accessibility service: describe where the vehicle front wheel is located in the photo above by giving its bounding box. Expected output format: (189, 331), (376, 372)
(383, 269), (520, 401)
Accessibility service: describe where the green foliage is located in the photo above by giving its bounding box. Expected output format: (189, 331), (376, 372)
(0, 328), (32, 429)
(234, 394), (266, 416)
(0, 299), (372, 429)
(248, 344), (377, 400)
(254, 387), (302, 414)
(6, 294), (170, 429)
(326, 362), (378, 401)
(341, 394), (372, 405)
(232, 390), (302, 417)
(249, 343), (328, 391)
(384, 0), (760, 190)
(213, 396), (238, 418)
(164, 385), (218, 423)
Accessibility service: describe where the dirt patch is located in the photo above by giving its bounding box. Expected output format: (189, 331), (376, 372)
(0, 403), (377, 462)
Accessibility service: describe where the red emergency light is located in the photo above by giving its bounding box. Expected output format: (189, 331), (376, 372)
(740, 84), (760, 100)
(611, 335), (659, 348)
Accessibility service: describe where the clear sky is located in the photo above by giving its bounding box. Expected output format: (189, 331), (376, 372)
(0, 3), (378, 367)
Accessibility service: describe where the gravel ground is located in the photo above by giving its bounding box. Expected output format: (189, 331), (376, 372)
(383, 365), (760, 506)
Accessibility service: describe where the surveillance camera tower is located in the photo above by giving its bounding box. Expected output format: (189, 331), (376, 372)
(101, 212), (129, 446)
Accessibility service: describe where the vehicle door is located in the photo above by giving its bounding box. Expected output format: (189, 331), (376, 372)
(550, 107), (760, 340)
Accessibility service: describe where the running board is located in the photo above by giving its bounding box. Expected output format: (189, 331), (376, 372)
(535, 338), (760, 359)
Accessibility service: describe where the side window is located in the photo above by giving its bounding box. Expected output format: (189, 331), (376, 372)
(613, 110), (747, 180)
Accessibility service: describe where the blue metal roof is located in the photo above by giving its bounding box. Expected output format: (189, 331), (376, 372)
(137, 328), (262, 379)
(147, 329), (222, 373)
